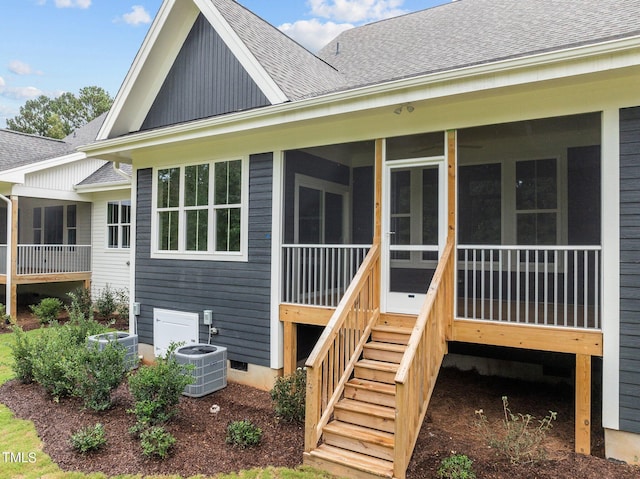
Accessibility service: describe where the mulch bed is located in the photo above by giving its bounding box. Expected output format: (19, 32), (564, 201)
(0, 313), (639, 478)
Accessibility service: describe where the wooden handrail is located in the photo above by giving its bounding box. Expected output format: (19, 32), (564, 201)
(305, 243), (381, 452)
(394, 236), (455, 479)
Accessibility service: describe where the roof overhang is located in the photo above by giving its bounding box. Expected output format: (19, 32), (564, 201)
(0, 151), (87, 185)
(97, 0), (288, 141)
(83, 34), (640, 159)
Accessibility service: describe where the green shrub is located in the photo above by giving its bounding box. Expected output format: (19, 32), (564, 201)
(475, 396), (557, 465)
(30, 326), (83, 400)
(115, 288), (129, 318)
(73, 341), (126, 411)
(30, 297), (63, 324)
(64, 310), (109, 345)
(128, 343), (193, 429)
(70, 423), (107, 453)
(10, 326), (36, 383)
(437, 454), (476, 479)
(1, 304), (10, 324)
(226, 420), (262, 448)
(270, 367), (306, 423)
(67, 287), (93, 321)
(95, 284), (117, 319)
(140, 426), (176, 459)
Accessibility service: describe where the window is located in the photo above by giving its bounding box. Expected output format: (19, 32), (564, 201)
(153, 158), (247, 259)
(33, 207), (42, 244)
(515, 158), (557, 245)
(107, 200), (131, 249)
(458, 164), (502, 244)
(294, 174), (349, 244)
(67, 205), (77, 245)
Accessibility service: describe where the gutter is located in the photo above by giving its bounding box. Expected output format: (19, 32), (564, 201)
(81, 34), (640, 157)
(113, 161), (132, 180)
(0, 194), (12, 318)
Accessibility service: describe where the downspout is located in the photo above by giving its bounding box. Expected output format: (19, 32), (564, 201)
(112, 161), (132, 181)
(0, 194), (12, 317)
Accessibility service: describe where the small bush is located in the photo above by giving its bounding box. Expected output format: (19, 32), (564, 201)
(64, 311), (109, 345)
(70, 423), (107, 453)
(30, 326), (82, 400)
(140, 426), (176, 459)
(30, 297), (63, 324)
(475, 396), (557, 465)
(115, 287), (129, 318)
(95, 284), (118, 319)
(226, 420), (262, 448)
(437, 454), (476, 479)
(1, 304), (10, 324)
(10, 326), (36, 383)
(128, 343), (193, 429)
(67, 287), (93, 321)
(271, 367), (306, 423)
(73, 341), (126, 411)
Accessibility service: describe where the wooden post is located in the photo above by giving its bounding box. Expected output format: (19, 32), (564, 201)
(283, 321), (297, 375)
(9, 196), (18, 320)
(373, 139), (383, 246)
(575, 353), (591, 455)
(446, 131), (456, 340)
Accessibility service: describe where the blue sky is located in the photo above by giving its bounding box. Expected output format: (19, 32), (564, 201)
(0, 0), (449, 128)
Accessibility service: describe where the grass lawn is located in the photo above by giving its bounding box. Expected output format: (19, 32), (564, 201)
(0, 329), (331, 479)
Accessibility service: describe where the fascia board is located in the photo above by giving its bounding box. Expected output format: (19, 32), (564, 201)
(74, 182), (132, 194)
(97, 0), (198, 140)
(11, 185), (90, 202)
(83, 35), (640, 156)
(196, 0), (288, 105)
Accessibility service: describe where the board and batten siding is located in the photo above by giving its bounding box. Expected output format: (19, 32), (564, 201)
(90, 191), (132, 295)
(134, 154), (273, 367)
(141, 13), (270, 131)
(619, 105), (640, 434)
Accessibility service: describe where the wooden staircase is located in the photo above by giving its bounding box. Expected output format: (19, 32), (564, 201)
(304, 314), (414, 479)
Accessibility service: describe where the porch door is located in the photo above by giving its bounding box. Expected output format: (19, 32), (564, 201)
(383, 160), (445, 314)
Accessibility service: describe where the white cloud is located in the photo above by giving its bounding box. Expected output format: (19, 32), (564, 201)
(120, 5), (151, 26)
(0, 84), (43, 100)
(8, 60), (43, 76)
(308, 0), (407, 23)
(53, 0), (91, 8)
(279, 19), (354, 52)
(0, 77), (5, 88)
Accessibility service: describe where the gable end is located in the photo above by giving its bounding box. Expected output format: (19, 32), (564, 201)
(141, 13), (270, 131)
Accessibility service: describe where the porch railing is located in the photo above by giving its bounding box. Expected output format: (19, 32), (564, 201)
(17, 245), (91, 275)
(282, 244), (371, 307)
(394, 237), (454, 478)
(457, 245), (601, 329)
(0, 245), (6, 274)
(304, 243), (380, 452)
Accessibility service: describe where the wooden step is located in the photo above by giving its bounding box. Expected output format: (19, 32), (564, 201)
(371, 325), (412, 345)
(378, 312), (417, 329)
(344, 378), (396, 408)
(363, 341), (406, 363)
(304, 444), (394, 479)
(334, 398), (395, 433)
(323, 420), (394, 461)
(355, 359), (399, 384)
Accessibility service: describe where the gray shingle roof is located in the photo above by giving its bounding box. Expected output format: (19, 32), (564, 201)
(77, 161), (132, 186)
(0, 129), (72, 173)
(213, 0), (348, 100)
(318, 0), (640, 90)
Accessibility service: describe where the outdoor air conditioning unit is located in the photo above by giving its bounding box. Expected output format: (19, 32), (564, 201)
(87, 332), (139, 370)
(174, 344), (227, 397)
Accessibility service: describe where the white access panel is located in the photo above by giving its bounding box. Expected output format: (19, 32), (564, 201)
(153, 308), (199, 357)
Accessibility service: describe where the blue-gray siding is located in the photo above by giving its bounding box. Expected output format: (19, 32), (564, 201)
(141, 13), (270, 131)
(620, 105), (640, 434)
(134, 154), (273, 367)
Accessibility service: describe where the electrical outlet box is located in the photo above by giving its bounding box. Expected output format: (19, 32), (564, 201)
(132, 302), (141, 316)
(203, 310), (213, 325)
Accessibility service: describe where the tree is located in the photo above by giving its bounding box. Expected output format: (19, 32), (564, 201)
(6, 86), (113, 139)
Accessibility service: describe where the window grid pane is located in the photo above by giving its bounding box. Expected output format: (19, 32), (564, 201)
(158, 168), (180, 208)
(186, 209), (209, 251)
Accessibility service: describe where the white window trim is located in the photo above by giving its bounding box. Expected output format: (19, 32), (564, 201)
(150, 157), (249, 262)
(106, 200), (131, 250)
(293, 173), (350, 244)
